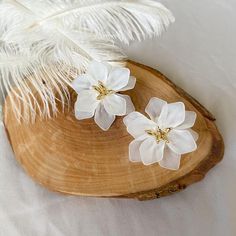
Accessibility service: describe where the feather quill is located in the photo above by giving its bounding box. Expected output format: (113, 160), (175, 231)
(0, 0), (174, 122)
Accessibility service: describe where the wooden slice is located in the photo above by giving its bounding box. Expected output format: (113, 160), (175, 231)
(3, 61), (224, 200)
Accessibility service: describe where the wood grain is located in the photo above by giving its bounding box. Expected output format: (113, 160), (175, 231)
(3, 61), (224, 200)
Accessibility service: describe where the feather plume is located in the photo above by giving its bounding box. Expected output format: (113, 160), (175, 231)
(0, 0), (174, 122)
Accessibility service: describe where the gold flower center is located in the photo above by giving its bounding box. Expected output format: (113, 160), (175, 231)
(146, 127), (171, 143)
(92, 81), (115, 100)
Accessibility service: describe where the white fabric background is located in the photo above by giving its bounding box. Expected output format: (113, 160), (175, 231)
(0, 0), (236, 235)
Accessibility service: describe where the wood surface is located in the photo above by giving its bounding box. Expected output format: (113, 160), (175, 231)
(3, 61), (224, 200)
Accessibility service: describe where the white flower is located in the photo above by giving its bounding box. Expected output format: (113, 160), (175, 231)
(123, 98), (199, 170)
(72, 61), (136, 131)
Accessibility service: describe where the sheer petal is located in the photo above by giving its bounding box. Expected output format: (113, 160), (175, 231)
(159, 102), (185, 128)
(129, 139), (142, 162)
(94, 104), (115, 131)
(123, 112), (156, 138)
(106, 67), (130, 90)
(119, 76), (136, 91)
(75, 90), (99, 113)
(156, 103), (168, 127)
(167, 129), (197, 154)
(75, 110), (94, 120)
(129, 134), (151, 163)
(71, 74), (93, 92)
(117, 94), (135, 114)
(188, 128), (199, 141)
(177, 111), (197, 129)
(87, 61), (109, 84)
(123, 111), (142, 127)
(145, 97), (167, 121)
(103, 94), (126, 116)
(159, 146), (181, 170)
(139, 138), (165, 165)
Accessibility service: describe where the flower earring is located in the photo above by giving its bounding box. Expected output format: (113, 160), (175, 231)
(72, 62), (198, 170)
(123, 97), (198, 170)
(71, 61), (136, 131)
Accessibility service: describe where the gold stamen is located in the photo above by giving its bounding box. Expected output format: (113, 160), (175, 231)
(92, 81), (114, 100)
(145, 127), (171, 143)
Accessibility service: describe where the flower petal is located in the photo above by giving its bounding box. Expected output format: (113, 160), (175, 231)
(117, 94), (135, 114)
(123, 111), (142, 127)
(139, 138), (165, 165)
(87, 61), (109, 84)
(103, 94), (126, 116)
(129, 139), (142, 162)
(156, 104), (168, 127)
(159, 146), (181, 170)
(75, 90), (99, 113)
(119, 76), (136, 91)
(75, 110), (94, 120)
(106, 67), (130, 90)
(123, 112), (156, 138)
(188, 128), (199, 141)
(158, 102), (185, 128)
(94, 104), (115, 131)
(71, 74), (93, 92)
(128, 134), (150, 163)
(177, 111), (197, 129)
(167, 129), (197, 154)
(145, 97), (167, 121)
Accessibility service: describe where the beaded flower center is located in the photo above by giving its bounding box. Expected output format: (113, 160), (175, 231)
(146, 127), (171, 143)
(92, 81), (115, 100)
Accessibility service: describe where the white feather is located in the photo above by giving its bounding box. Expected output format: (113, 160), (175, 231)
(0, 0), (174, 122)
